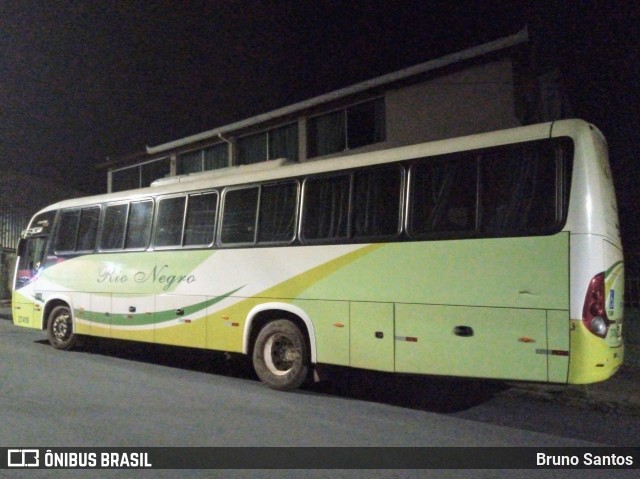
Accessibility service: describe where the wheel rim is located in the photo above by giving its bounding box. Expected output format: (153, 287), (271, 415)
(263, 333), (300, 376)
(52, 312), (72, 343)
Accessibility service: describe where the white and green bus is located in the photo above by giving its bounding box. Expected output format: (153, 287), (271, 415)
(13, 119), (624, 390)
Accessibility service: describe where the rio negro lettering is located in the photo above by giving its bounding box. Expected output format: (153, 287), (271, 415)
(98, 264), (196, 291)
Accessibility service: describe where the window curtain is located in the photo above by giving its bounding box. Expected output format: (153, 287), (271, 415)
(352, 167), (400, 237)
(237, 133), (267, 165)
(308, 111), (346, 158)
(204, 144), (229, 170)
(258, 182), (297, 242)
(303, 175), (350, 240)
(269, 124), (298, 161)
(179, 151), (204, 174)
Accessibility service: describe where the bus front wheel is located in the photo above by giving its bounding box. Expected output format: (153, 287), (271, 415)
(252, 319), (309, 391)
(46, 305), (79, 351)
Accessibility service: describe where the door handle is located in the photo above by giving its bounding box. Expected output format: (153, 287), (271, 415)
(453, 326), (474, 337)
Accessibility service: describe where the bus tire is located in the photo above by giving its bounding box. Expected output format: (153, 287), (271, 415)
(46, 305), (79, 351)
(252, 319), (309, 391)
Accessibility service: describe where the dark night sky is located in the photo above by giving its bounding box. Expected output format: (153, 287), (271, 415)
(1, 1), (639, 253)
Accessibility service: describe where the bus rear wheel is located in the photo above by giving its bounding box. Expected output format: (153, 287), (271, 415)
(252, 319), (309, 391)
(46, 305), (79, 350)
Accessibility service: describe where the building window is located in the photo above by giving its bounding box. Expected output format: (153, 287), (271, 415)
(179, 151), (204, 175)
(111, 158), (171, 192)
(111, 167), (139, 193)
(178, 144), (228, 175)
(237, 123), (298, 165)
(269, 123), (298, 161)
(307, 98), (385, 158)
(237, 134), (266, 166)
(141, 159), (170, 187)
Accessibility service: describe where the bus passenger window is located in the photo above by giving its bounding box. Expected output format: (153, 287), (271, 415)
(258, 182), (297, 243)
(302, 174), (350, 241)
(76, 207), (100, 252)
(100, 204), (128, 250)
(480, 143), (557, 234)
(184, 192), (218, 246)
(221, 187), (259, 244)
(155, 197), (186, 247)
(55, 210), (80, 252)
(352, 166), (402, 238)
(410, 158), (477, 236)
(125, 200), (153, 249)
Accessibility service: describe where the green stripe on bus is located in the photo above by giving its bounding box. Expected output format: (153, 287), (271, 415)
(89, 286), (244, 326)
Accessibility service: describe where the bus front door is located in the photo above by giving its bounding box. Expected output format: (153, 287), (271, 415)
(12, 236), (48, 329)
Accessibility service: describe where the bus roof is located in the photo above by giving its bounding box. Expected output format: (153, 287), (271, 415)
(38, 119), (592, 213)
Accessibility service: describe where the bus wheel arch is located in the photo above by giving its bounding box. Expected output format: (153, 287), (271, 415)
(44, 301), (80, 351)
(245, 306), (315, 390)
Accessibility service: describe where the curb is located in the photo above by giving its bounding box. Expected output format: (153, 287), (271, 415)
(507, 363), (640, 417)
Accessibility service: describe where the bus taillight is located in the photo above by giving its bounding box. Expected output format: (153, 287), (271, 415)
(582, 272), (609, 338)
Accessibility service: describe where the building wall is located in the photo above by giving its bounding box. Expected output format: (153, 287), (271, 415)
(386, 59), (519, 147)
(106, 58), (523, 191)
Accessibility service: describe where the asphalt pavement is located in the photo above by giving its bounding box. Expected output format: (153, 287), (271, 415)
(1, 300), (638, 416)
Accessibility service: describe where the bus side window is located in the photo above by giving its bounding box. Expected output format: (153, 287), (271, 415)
(302, 174), (350, 242)
(55, 210), (80, 253)
(100, 204), (128, 250)
(76, 207), (100, 252)
(221, 187), (259, 244)
(409, 157), (477, 236)
(480, 143), (558, 234)
(352, 166), (402, 238)
(184, 192), (218, 246)
(155, 196), (186, 247)
(125, 200), (153, 249)
(258, 181), (298, 244)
